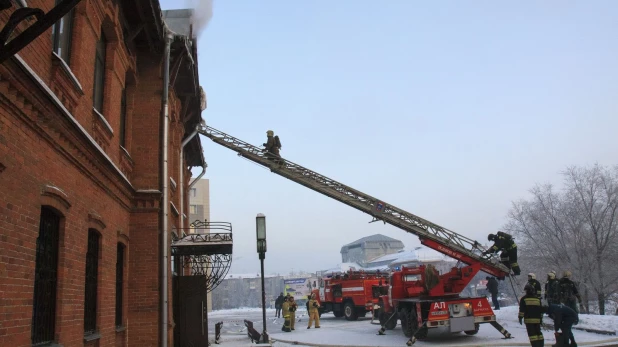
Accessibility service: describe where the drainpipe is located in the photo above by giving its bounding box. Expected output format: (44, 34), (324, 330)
(179, 125), (200, 231)
(161, 30), (172, 347)
(189, 160), (207, 189)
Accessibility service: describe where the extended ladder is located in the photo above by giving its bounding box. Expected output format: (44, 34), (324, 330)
(197, 125), (511, 279)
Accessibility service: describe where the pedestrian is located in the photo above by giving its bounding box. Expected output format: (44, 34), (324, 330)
(518, 283), (545, 347)
(483, 231), (520, 275)
(486, 276), (500, 310)
(275, 292), (285, 318)
(546, 303), (579, 347)
(545, 271), (560, 305)
(559, 271), (583, 314)
(307, 293), (321, 329)
(528, 273), (542, 299)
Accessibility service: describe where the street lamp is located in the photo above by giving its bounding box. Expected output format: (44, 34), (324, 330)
(256, 213), (269, 344)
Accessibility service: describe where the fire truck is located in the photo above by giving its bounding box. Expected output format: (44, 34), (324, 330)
(196, 125), (514, 345)
(311, 270), (389, 320)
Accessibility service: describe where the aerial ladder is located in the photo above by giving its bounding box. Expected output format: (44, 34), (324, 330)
(196, 125), (512, 280)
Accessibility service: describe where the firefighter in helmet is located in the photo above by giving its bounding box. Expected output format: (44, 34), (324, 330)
(263, 130), (281, 159)
(545, 271), (560, 305)
(527, 273), (542, 299)
(559, 271), (583, 313)
(518, 283), (545, 347)
(483, 231), (521, 275)
(281, 296), (292, 332)
(307, 293), (321, 329)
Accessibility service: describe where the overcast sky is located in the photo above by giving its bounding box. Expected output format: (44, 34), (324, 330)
(159, 0), (618, 275)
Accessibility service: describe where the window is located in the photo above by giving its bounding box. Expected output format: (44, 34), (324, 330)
(31, 207), (60, 345)
(115, 243), (125, 327)
(84, 229), (100, 334)
(51, 0), (74, 62)
(190, 205), (197, 214)
(190, 188), (197, 197)
(119, 87), (127, 147)
(93, 32), (107, 113)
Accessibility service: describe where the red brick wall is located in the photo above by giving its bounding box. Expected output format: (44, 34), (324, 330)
(0, 1), (196, 346)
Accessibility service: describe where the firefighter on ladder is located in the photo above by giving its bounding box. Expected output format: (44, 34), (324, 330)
(263, 130), (281, 160)
(519, 283), (546, 347)
(483, 231), (521, 275)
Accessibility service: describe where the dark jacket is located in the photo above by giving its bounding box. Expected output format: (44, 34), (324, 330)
(545, 278), (560, 302)
(559, 278), (582, 303)
(486, 277), (499, 295)
(275, 295), (285, 308)
(547, 304), (578, 331)
(519, 294), (544, 324)
(528, 279), (542, 298)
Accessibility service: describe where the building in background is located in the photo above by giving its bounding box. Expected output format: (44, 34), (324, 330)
(189, 178), (210, 228)
(211, 273), (286, 310)
(340, 234), (404, 266)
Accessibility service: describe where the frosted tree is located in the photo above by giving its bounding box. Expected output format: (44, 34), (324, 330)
(505, 164), (618, 315)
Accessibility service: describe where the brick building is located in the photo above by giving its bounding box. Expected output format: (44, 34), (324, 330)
(0, 1), (205, 346)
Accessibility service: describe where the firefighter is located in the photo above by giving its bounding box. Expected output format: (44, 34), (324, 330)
(486, 276), (500, 310)
(518, 283), (545, 347)
(263, 130), (281, 159)
(545, 271), (560, 305)
(307, 293), (321, 329)
(546, 303), (579, 347)
(483, 231), (521, 275)
(559, 271), (583, 313)
(528, 273), (542, 299)
(288, 296), (298, 330)
(281, 297), (292, 332)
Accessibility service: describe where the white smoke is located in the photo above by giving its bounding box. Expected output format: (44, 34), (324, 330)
(184, 0), (213, 38)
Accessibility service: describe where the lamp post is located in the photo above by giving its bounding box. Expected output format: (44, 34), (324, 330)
(256, 213), (269, 344)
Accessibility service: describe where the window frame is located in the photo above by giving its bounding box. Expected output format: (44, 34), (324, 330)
(93, 31), (107, 113)
(115, 243), (125, 327)
(84, 229), (100, 335)
(51, 0), (74, 63)
(119, 87), (127, 148)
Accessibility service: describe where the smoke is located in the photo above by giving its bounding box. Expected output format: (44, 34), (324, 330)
(185, 0), (213, 38)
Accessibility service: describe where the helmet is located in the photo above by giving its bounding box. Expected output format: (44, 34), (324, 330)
(488, 233), (496, 241)
(563, 270), (571, 278)
(524, 283), (536, 295)
(548, 272), (555, 280)
(266, 130), (274, 136)
(528, 273), (536, 280)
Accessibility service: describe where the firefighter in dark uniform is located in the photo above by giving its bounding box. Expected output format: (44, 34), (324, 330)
(559, 271), (583, 313)
(483, 231), (521, 275)
(528, 273), (542, 299)
(547, 303), (579, 347)
(545, 271), (560, 305)
(519, 283), (545, 347)
(263, 130), (281, 159)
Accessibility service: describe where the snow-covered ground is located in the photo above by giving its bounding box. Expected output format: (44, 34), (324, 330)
(207, 306), (618, 347)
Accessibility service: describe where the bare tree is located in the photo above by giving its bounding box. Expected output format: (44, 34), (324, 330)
(505, 164), (618, 315)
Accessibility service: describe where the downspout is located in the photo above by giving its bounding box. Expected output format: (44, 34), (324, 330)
(179, 126), (200, 231)
(189, 159), (207, 189)
(161, 30), (172, 347)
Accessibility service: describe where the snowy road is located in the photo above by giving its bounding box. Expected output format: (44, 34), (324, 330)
(207, 306), (618, 347)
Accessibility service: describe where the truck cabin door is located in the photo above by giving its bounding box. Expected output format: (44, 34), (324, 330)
(319, 278), (326, 302)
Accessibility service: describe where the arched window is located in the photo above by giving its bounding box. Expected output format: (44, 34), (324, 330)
(84, 229), (100, 334)
(31, 207), (61, 344)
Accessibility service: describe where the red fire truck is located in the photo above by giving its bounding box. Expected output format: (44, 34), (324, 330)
(311, 270), (389, 320)
(198, 125), (516, 345)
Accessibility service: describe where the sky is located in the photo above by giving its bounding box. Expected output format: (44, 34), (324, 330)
(159, 0), (618, 276)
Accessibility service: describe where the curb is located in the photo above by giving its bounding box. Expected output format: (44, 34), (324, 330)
(270, 337), (618, 347)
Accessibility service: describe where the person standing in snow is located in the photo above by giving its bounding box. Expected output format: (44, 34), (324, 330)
(527, 273), (542, 299)
(544, 271), (560, 305)
(518, 283), (545, 347)
(275, 292), (285, 318)
(559, 271), (583, 313)
(486, 276), (500, 310)
(307, 293), (321, 329)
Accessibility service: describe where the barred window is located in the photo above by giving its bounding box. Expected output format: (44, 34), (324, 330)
(84, 229), (100, 334)
(115, 243), (125, 327)
(31, 207), (60, 344)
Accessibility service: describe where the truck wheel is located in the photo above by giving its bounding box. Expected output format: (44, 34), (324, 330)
(344, 301), (358, 321)
(399, 307), (415, 338)
(333, 310), (344, 318)
(464, 323), (479, 335)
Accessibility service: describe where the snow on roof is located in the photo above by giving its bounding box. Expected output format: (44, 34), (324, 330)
(321, 262), (363, 274)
